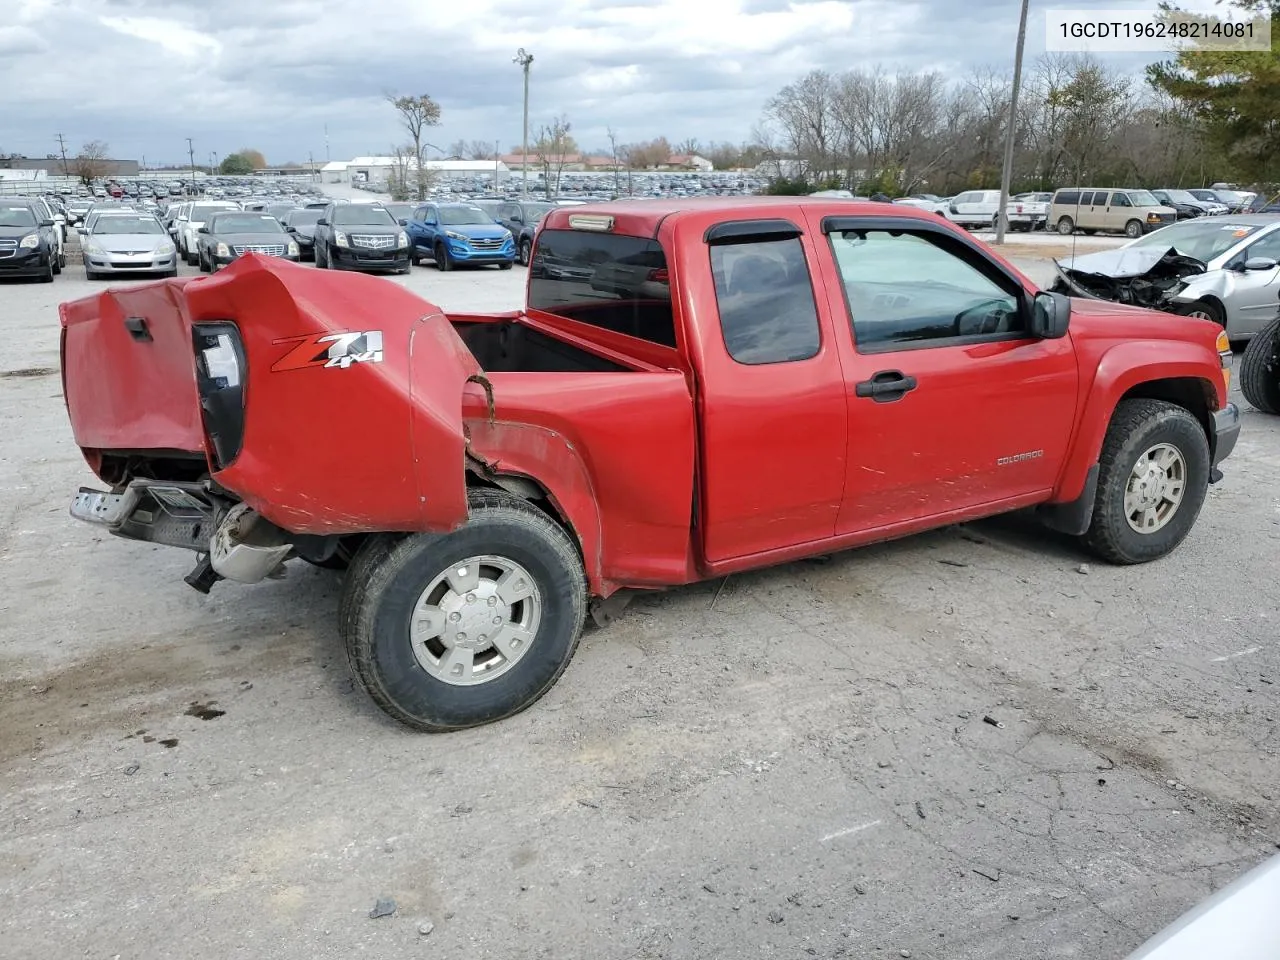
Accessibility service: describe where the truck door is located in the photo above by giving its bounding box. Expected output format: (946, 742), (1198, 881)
(809, 213), (1078, 534)
(689, 219), (848, 564)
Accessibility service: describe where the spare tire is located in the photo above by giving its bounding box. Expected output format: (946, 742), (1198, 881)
(1240, 316), (1280, 414)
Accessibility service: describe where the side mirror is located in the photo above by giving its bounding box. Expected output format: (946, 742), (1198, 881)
(198, 226), (210, 234)
(316, 218), (328, 226)
(76, 227), (87, 236)
(1244, 257), (1277, 271)
(398, 218), (409, 226)
(510, 215), (523, 224)
(1031, 291), (1071, 339)
(39, 219), (54, 228)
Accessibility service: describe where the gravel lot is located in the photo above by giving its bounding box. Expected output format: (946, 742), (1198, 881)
(1, 229), (1277, 960)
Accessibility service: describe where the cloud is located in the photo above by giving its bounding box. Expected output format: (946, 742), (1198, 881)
(0, 0), (1180, 166)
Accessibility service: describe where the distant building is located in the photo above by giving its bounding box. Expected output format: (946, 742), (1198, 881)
(0, 169), (47, 182)
(0, 155), (139, 177)
(658, 154), (713, 172)
(322, 156), (510, 185)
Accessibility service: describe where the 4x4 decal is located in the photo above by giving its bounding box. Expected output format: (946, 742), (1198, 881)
(271, 331), (384, 372)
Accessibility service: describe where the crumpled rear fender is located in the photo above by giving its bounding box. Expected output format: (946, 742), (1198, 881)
(186, 256), (481, 534)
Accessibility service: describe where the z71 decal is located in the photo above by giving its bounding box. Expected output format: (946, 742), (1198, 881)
(271, 331), (385, 372)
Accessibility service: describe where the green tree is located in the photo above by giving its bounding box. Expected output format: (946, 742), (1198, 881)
(219, 153), (254, 175)
(1147, 0), (1280, 181)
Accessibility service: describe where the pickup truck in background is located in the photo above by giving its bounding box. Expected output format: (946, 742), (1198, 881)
(1007, 192), (1052, 231)
(59, 198), (1240, 732)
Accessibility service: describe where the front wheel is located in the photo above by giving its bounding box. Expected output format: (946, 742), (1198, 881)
(1057, 216), (1074, 235)
(1125, 219), (1145, 239)
(499, 260), (514, 270)
(1240, 316), (1280, 414)
(341, 489), (587, 731)
(435, 243), (453, 271)
(519, 238), (532, 266)
(1081, 399), (1210, 564)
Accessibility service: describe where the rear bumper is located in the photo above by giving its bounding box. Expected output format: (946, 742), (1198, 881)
(1210, 402), (1240, 476)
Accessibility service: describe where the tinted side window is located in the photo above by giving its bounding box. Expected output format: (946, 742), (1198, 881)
(954, 192), (978, 205)
(497, 204), (516, 220)
(828, 229), (1023, 351)
(527, 230), (676, 347)
(709, 237), (820, 365)
(1112, 193), (1131, 207)
(1055, 190), (1080, 205)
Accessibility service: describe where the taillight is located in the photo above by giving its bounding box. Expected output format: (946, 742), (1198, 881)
(192, 322), (247, 470)
(646, 268), (669, 283)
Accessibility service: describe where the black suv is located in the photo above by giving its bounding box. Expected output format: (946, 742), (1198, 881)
(0, 200), (59, 282)
(313, 203), (411, 273)
(495, 199), (557, 266)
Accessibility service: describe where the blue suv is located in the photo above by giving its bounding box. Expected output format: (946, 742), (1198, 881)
(406, 202), (516, 270)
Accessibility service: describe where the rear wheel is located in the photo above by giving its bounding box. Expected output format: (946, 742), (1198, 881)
(1082, 399), (1210, 564)
(1125, 219), (1145, 239)
(519, 238), (532, 266)
(341, 489), (587, 732)
(1057, 216), (1074, 235)
(1240, 316), (1280, 414)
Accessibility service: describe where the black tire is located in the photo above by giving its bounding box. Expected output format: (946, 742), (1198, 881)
(1179, 299), (1226, 328)
(162, 269), (178, 279)
(198, 250), (210, 273)
(316, 244), (328, 268)
(519, 238), (532, 266)
(1125, 219), (1145, 239)
(499, 261), (514, 270)
(342, 489), (587, 732)
(38, 259), (54, 283)
(1081, 399), (1210, 564)
(434, 242), (453, 272)
(85, 268), (99, 281)
(409, 246), (421, 266)
(53, 254), (62, 275)
(1057, 216), (1074, 235)
(1240, 316), (1280, 414)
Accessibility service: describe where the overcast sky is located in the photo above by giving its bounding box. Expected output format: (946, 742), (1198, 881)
(2, 0), (1222, 167)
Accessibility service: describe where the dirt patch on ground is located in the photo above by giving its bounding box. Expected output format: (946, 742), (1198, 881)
(1, 367), (59, 379)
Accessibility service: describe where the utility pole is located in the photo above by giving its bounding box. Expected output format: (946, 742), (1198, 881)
(324, 124), (330, 162)
(494, 139), (500, 194)
(55, 133), (69, 177)
(994, 0), (1030, 245)
(309, 151), (315, 182)
(186, 138), (196, 187)
(513, 48), (533, 199)
(210, 151), (217, 174)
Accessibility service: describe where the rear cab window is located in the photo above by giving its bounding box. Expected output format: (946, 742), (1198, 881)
(527, 228), (676, 347)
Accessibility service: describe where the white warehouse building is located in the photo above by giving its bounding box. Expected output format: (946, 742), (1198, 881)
(320, 157), (509, 185)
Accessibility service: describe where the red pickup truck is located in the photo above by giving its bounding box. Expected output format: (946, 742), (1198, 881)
(59, 199), (1240, 731)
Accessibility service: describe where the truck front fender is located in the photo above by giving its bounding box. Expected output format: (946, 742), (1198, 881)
(1054, 341), (1223, 503)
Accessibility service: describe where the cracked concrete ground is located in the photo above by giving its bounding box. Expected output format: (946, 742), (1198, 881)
(0, 243), (1277, 960)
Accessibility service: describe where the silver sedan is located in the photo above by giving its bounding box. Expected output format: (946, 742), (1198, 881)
(1058, 215), (1280, 342)
(80, 213), (178, 280)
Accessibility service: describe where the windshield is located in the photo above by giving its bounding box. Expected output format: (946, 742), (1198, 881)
(211, 214), (284, 234)
(0, 206), (37, 228)
(191, 205), (234, 221)
(1130, 220), (1264, 262)
(332, 205), (397, 226)
(380, 203), (413, 221)
(1128, 190), (1162, 207)
(439, 205), (494, 226)
(287, 209), (322, 225)
(93, 216), (163, 235)
(1162, 189), (1198, 203)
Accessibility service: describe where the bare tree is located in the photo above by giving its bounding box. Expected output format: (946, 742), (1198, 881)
(386, 93), (441, 200)
(467, 140), (497, 160)
(606, 126), (623, 196)
(622, 136), (672, 171)
(533, 115), (577, 198)
(674, 137), (701, 157)
(73, 140), (111, 188)
(386, 144), (415, 201)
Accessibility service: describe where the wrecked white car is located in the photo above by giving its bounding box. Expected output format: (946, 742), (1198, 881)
(1052, 215), (1280, 343)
